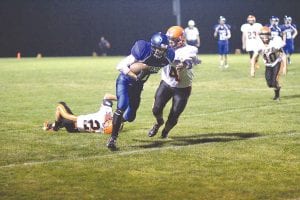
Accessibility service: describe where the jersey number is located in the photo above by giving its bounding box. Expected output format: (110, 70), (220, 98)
(169, 67), (179, 81)
(247, 31), (257, 39)
(263, 52), (277, 64)
(83, 120), (100, 131)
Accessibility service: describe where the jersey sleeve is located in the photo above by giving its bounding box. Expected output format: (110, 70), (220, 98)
(166, 48), (175, 63)
(240, 24), (245, 32)
(116, 55), (136, 74)
(130, 40), (151, 60)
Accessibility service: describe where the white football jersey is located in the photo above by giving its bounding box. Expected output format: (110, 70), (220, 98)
(241, 23), (263, 51)
(255, 37), (285, 67)
(76, 105), (113, 133)
(161, 45), (198, 88)
(184, 27), (199, 41)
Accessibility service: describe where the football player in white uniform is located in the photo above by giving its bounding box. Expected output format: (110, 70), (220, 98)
(251, 27), (285, 101)
(43, 94), (117, 134)
(241, 15), (263, 77)
(184, 20), (200, 48)
(148, 26), (200, 138)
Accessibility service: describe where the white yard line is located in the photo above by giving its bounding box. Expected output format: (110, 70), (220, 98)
(1, 132), (299, 169)
(182, 102), (300, 118)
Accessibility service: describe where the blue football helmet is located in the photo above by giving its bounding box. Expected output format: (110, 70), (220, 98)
(150, 32), (169, 58)
(284, 15), (292, 24)
(270, 16), (279, 26)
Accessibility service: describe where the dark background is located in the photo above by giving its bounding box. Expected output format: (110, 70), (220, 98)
(0, 0), (299, 57)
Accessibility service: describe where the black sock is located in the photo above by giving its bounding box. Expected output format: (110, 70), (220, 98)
(111, 109), (124, 140)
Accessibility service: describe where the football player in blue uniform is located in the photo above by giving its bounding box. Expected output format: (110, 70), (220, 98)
(107, 32), (175, 150)
(214, 16), (231, 69)
(281, 16), (298, 64)
(267, 16), (282, 38)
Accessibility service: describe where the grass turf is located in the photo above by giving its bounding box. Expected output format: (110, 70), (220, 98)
(0, 55), (299, 199)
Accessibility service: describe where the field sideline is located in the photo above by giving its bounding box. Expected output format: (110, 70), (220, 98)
(0, 55), (299, 199)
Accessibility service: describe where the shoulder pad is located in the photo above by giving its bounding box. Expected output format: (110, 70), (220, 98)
(166, 48), (175, 63)
(225, 24), (231, 29)
(131, 40), (151, 60)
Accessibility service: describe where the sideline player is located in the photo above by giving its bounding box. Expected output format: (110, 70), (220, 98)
(267, 16), (287, 75)
(148, 26), (199, 138)
(281, 16), (298, 65)
(241, 15), (262, 77)
(107, 32), (175, 150)
(251, 27), (285, 100)
(43, 94), (117, 134)
(214, 16), (231, 69)
(184, 20), (200, 48)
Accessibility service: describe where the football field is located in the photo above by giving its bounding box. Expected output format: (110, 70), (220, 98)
(0, 55), (299, 199)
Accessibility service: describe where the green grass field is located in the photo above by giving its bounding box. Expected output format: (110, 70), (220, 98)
(0, 55), (299, 199)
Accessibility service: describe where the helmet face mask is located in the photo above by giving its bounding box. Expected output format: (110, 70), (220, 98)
(260, 33), (271, 44)
(284, 16), (292, 24)
(259, 26), (272, 44)
(150, 32), (169, 59)
(270, 16), (279, 26)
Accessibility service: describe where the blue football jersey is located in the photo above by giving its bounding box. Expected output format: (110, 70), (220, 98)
(280, 24), (297, 40)
(214, 24), (231, 41)
(266, 24), (282, 38)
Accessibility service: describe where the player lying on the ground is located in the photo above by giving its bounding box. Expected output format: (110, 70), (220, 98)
(251, 27), (285, 101)
(43, 94), (118, 134)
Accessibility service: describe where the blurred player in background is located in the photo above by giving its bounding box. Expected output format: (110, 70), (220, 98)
(267, 16), (287, 75)
(43, 94), (117, 134)
(107, 32), (175, 150)
(280, 16), (298, 65)
(251, 27), (285, 101)
(241, 15), (262, 77)
(148, 26), (199, 138)
(267, 16), (282, 39)
(214, 16), (231, 69)
(184, 20), (200, 48)
(98, 36), (111, 56)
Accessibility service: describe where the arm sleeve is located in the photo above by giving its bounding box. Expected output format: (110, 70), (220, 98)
(116, 55), (136, 74)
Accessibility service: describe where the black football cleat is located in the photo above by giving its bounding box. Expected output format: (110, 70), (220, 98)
(107, 137), (117, 151)
(273, 88), (280, 101)
(161, 129), (169, 139)
(148, 122), (164, 137)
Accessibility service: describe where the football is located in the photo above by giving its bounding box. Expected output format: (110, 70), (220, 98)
(129, 62), (149, 74)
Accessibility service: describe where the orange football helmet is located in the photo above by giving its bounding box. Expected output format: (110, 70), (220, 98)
(166, 26), (185, 48)
(103, 120), (112, 134)
(247, 15), (256, 24)
(259, 26), (271, 44)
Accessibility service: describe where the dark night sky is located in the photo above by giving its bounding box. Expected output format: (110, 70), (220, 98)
(0, 0), (300, 57)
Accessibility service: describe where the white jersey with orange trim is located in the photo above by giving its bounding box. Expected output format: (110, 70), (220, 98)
(76, 105), (113, 133)
(255, 37), (285, 67)
(161, 44), (198, 88)
(241, 23), (263, 51)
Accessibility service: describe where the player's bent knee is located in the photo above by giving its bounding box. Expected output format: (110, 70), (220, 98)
(152, 105), (163, 117)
